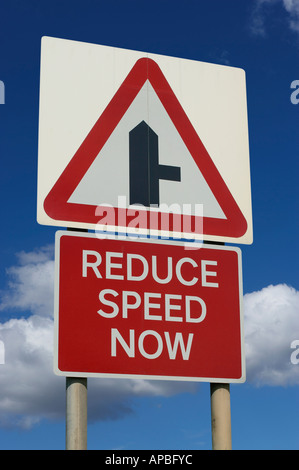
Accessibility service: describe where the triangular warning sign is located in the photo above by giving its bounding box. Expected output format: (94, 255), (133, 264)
(44, 57), (247, 239)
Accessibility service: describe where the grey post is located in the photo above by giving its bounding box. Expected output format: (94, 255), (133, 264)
(66, 377), (88, 450)
(65, 228), (88, 450)
(210, 383), (232, 450)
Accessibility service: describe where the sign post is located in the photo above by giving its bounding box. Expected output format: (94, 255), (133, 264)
(55, 231), (243, 449)
(66, 377), (87, 450)
(210, 383), (232, 450)
(37, 38), (252, 450)
(65, 228), (88, 450)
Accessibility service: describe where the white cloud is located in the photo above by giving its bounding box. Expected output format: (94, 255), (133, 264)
(0, 246), (298, 429)
(0, 246), (197, 429)
(251, 0), (299, 35)
(244, 284), (299, 386)
(0, 245), (55, 318)
(0, 315), (62, 428)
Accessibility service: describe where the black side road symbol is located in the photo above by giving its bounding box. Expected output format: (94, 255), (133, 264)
(129, 121), (181, 206)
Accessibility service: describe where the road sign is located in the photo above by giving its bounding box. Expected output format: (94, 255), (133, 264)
(38, 37), (253, 244)
(54, 231), (245, 383)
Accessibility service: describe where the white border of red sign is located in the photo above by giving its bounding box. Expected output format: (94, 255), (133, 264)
(54, 231), (245, 383)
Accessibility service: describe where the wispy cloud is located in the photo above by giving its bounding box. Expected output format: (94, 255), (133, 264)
(250, 0), (272, 36)
(250, 0), (299, 36)
(0, 247), (298, 428)
(283, 0), (299, 32)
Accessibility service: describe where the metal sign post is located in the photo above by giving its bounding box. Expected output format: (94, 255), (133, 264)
(66, 377), (87, 450)
(65, 228), (88, 450)
(39, 39), (252, 451)
(210, 383), (232, 450)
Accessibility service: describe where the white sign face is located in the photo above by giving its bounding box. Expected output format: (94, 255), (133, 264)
(37, 36), (253, 244)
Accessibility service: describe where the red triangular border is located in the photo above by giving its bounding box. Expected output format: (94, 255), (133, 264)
(44, 57), (247, 238)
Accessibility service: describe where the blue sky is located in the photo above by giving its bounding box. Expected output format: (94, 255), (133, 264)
(0, 0), (298, 450)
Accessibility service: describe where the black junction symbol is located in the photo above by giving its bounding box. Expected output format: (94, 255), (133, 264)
(129, 121), (181, 206)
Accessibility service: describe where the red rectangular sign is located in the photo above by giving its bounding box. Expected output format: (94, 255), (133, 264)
(54, 231), (245, 382)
